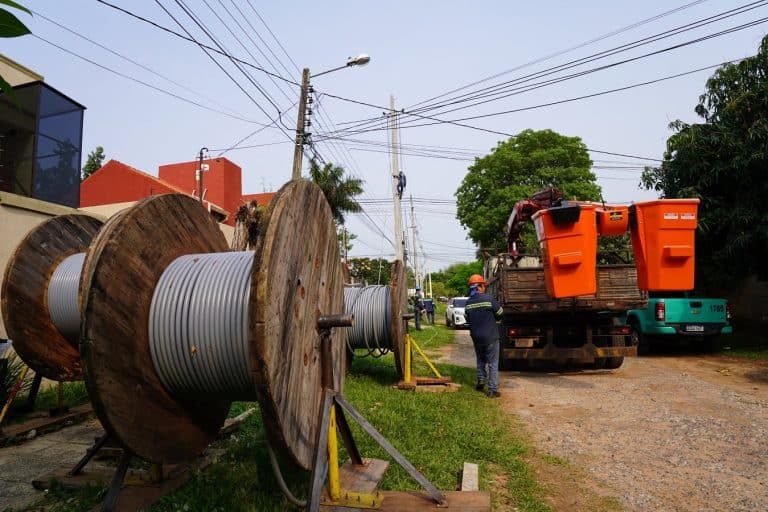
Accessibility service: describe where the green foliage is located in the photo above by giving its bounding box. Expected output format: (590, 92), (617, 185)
(337, 228), (356, 257)
(347, 257), (392, 285)
(1, 351), (30, 408)
(455, 129), (600, 251)
(435, 261), (483, 297)
(641, 36), (768, 287)
(81, 146), (105, 180)
(0, 0), (31, 101)
(309, 161), (364, 225)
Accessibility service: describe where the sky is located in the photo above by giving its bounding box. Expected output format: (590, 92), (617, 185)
(4, 0), (768, 276)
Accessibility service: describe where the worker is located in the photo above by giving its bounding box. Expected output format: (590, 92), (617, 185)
(423, 295), (435, 325)
(464, 274), (503, 398)
(413, 285), (424, 331)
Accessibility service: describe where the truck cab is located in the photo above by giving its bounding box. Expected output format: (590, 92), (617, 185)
(626, 291), (733, 353)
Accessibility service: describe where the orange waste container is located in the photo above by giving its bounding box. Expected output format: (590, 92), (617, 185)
(532, 203), (597, 298)
(596, 205), (629, 236)
(629, 199), (700, 291)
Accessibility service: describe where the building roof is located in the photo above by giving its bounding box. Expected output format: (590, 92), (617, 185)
(84, 159), (229, 219)
(0, 54), (44, 86)
(241, 192), (276, 205)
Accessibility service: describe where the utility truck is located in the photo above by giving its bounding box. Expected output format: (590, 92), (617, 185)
(485, 189), (698, 370)
(486, 253), (644, 369)
(627, 292), (732, 353)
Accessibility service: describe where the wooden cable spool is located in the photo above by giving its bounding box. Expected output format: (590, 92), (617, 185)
(389, 259), (408, 378)
(80, 180), (345, 468)
(1, 214), (103, 381)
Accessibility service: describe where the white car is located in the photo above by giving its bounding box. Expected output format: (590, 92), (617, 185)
(445, 297), (469, 329)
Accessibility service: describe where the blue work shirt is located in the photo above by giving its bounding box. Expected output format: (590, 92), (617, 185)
(464, 292), (503, 346)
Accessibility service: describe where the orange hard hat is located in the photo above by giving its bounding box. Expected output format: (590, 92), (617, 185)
(468, 274), (485, 285)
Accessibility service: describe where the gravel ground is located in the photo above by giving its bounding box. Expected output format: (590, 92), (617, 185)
(438, 330), (768, 511)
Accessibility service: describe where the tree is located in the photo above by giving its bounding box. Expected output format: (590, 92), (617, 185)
(347, 257), (392, 285)
(437, 261), (484, 297)
(641, 35), (768, 286)
(309, 161), (364, 225)
(337, 228), (357, 259)
(0, 1), (31, 100)
(82, 146), (105, 180)
(455, 129), (600, 252)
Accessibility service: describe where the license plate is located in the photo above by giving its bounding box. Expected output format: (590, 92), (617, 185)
(685, 325), (704, 332)
(514, 338), (535, 348)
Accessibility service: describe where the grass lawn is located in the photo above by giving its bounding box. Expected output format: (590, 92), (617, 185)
(9, 331), (550, 512)
(714, 324), (768, 360)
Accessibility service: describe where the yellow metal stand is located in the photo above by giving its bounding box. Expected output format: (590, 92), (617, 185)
(409, 335), (443, 379)
(0, 364), (29, 427)
(322, 406), (383, 509)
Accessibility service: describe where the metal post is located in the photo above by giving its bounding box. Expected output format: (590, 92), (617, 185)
(409, 194), (420, 289)
(390, 95), (405, 261)
(291, 68), (310, 180)
(197, 147), (208, 204)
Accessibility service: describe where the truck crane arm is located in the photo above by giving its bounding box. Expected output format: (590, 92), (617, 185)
(506, 188), (563, 255)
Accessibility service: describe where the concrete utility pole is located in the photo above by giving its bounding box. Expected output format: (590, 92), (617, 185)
(291, 68), (311, 180)
(196, 147), (208, 204)
(389, 95), (405, 262)
(410, 194), (421, 290)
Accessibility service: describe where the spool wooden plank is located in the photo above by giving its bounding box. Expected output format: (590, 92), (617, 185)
(389, 260), (407, 378)
(80, 194), (230, 464)
(1, 214), (102, 381)
(250, 179), (346, 470)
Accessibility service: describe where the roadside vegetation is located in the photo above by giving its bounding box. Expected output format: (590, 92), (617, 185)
(7, 325), (552, 512)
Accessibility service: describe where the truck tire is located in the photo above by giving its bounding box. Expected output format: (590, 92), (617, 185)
(604, 334), (625, 369)
(632, 324), (651, 356)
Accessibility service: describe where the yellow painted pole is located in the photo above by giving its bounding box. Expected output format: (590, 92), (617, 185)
(0, 365), (29, 426)
(411, 337), (443, 379)
(404, 334), (412, 385)
(327, 405), (341, 501)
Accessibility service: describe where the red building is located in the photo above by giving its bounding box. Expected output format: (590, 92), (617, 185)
(80, 157), (275, 226)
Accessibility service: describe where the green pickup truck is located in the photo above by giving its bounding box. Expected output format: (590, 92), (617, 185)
(626, 292), (733, 353)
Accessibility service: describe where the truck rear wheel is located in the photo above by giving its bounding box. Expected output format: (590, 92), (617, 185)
(603, 334), (625, 369)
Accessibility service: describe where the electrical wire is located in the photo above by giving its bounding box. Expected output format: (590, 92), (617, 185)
(95, 0), (300, 86)
(32, 34), (272, 125)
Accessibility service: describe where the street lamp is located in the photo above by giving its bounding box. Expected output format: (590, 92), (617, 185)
(291, 55), (371, 180)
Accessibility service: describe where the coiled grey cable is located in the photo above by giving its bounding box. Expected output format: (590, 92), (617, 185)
(47, 252), (86, 342)
(344, 285), (392, 356)
(149, 251), (254, 400)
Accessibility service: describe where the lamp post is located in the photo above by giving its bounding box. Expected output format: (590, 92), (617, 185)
(291, 54), (370, 180)
(196, 147), (209, 204)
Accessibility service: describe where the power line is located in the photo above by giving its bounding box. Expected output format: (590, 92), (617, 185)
(94, 0), (300, 86)
(154, 0), (292, 140)
(31, 34), (270, 125)
(322, 2), (768, 137)
(408, 0), (710, 110)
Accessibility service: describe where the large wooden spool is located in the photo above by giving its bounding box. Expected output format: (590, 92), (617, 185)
(81, 181), (345, 468)
(1, 214), (103, 381)
(389, 260), (408, 378)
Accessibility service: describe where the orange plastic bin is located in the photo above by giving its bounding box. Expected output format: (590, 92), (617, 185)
(629, 199), (700, 291)
(596, 205), (629, 236)
(532, 203), (597, 298)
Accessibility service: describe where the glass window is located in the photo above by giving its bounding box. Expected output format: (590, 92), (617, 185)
(31, 85), (83, 207)
(0, 85), (39, 196)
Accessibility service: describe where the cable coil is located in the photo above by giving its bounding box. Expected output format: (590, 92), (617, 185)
(344, 285), (392, 355)
(149, 251), (254, 400)
(47, 252), (86, 342)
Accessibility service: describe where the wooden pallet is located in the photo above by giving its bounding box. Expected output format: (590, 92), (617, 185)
(0, 403), (93, 444)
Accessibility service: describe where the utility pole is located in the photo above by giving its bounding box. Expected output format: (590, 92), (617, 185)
(291, 68), (311, 180)
(389, 95), (405, 262)
(409, 194), (420, 290)
(196, 147), (208, 204)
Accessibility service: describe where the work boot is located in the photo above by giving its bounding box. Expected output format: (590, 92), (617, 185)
(475, 380), (485, 391)
(487, 390), (501, 398)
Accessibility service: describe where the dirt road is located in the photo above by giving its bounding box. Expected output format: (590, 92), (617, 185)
(437, 330), (768, 511)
